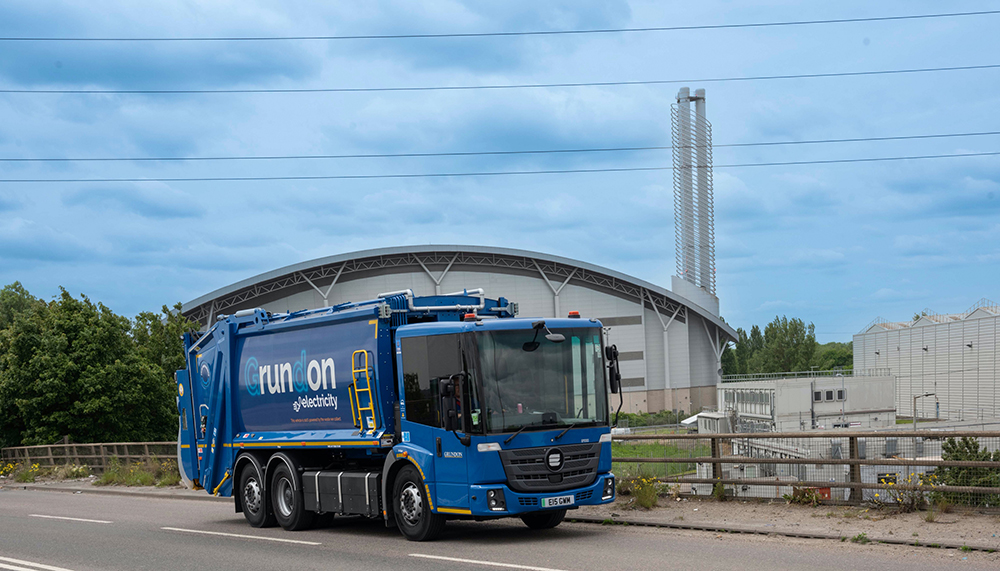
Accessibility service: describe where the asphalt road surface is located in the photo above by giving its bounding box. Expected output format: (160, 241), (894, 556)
(0, 489), (996, 571)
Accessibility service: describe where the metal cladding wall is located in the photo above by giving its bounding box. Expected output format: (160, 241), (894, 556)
(854, 304), (1000, 421)
(182, 246), (736, 415)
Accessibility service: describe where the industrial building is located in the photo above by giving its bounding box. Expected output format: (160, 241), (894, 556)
(854, 299), (1000, 421)
(710, 370), (896, 433)
(182, 245), (736, 415)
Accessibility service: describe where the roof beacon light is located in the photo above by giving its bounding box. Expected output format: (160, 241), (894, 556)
(568, 311), (580, 318)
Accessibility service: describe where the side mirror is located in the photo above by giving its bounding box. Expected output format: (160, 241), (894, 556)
(606, 344), (621, 394)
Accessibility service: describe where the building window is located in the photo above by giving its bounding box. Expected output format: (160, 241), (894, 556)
(837, 389), (846, 401)
(813, 391), (822, 402)
(825, 390), (835, 401)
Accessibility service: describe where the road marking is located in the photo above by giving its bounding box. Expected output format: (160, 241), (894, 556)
(0, 556), (77, 571)
(160, 527), (321, 545)
(408, 554), (571, 571)
(28, 514), (112, 524)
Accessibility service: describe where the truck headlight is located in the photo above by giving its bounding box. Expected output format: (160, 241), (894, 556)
(603, 476), (615, 500)
(487, 488), (507, 511)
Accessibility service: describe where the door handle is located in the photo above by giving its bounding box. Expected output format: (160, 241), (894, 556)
(436, 437), (442, 457)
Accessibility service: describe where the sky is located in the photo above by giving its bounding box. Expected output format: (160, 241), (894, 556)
(0, 0), (998, 342)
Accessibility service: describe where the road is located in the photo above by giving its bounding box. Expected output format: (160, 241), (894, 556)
(0, 488), (996, 571)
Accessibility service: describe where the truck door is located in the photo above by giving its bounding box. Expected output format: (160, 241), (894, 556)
(398, 334), (471, 513)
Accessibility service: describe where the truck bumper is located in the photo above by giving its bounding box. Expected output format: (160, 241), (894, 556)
(466, 473), (615, 517)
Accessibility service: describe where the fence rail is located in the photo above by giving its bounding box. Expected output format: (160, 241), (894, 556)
(1, 441), (176, 473)
(611, 430), (1000, 507)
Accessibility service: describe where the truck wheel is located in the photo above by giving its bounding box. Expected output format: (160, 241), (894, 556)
(270, 463), (315, 531)
(239, 463), (275, 528)
(393, 465), (445, 541)
(520, 509), (566, 530)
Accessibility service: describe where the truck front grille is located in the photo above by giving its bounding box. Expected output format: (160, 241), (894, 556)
(499, 442), (601, 493)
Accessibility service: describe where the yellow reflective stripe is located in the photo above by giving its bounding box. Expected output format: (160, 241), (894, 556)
(180, 444), (190, 449)
(436, 507), (472, 515)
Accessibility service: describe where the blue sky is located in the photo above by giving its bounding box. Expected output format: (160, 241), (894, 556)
(1, 1), (998, 342)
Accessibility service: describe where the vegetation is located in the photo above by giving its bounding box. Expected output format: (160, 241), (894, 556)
(932, 437), (1000, 507)
(0, 282), (197, 449)
(615, 410), (693, 428)
(851, 532), (871, 544)
(722, 316), (835, 375)
(784, 487), (823, 507)
(95, 457), (182, 487)
(611, 441), (709, 478)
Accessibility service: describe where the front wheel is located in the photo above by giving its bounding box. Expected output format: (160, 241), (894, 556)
(270, 463), (315, 531)
(239, 463), (275, 528)
(393, 465), (445, 541)
(520, 509), (566, 530)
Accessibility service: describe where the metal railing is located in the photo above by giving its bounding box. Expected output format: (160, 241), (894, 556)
(612, 430), (1000, 508)
(2, 441), (176, 473)
(721, 368), (890, 382)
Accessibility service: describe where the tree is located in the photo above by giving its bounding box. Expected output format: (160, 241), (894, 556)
(811, 341), (853, 371)
(133, 302), (199, 391)
(0, 288), (178, 447)
(748, 316), (817, 374)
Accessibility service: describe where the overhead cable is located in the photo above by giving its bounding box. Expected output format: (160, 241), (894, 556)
(1, 10), (996, 41)
(1, 150), (996, 183)
(3, 63), (998, 95)
(2, 130), (998, 162)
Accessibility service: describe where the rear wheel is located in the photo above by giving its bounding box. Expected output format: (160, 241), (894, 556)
(270, 463), (315, 531)
(520, 509), (566, 530)
(239, 463), (275, 528)
(393, 465), (445, 541)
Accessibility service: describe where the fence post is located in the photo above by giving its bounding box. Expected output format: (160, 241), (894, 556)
(848, 437), (861, 503)
(710, 437), (721, 481)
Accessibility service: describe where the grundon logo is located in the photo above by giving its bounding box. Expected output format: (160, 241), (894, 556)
(244, 350), (336, 396)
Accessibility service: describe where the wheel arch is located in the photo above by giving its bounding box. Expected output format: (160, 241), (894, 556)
(233, 452), (266, 513)
(265, 451), (300, 491)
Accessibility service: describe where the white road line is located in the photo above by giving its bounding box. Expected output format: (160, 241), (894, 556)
(27, 514), (112, 524)
(0, 555), (77, 571)
(409, 554), (571, 571)
(160, 527), (321, 545)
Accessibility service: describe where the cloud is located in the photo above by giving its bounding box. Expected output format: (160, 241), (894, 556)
(62, 184), (196, 219)
(0, 218), (91, 262)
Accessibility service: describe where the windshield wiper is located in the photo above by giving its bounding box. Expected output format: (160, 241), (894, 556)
(503, 424), (531, 445)
(552, 424), (573, 441)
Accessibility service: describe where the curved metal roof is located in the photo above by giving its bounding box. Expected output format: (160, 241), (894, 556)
(182, 244), (735, 339)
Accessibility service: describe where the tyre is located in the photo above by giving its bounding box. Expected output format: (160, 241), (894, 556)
(520, 509), (566, 530)
(238, 463), (275, 528)
(270, 463), (315, 531)
(392, 465), (445, 541)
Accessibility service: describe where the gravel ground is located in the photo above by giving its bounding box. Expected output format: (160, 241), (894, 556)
(577, 495), (1000, 550)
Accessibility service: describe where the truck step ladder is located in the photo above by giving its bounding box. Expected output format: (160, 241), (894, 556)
(350, 350), (378, 436)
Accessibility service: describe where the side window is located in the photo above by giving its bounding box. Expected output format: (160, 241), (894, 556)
(813, 391), (822, 403)
(401, 334), (462, 427)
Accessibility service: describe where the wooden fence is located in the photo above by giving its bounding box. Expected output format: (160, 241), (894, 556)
(1, 440), (176, 473)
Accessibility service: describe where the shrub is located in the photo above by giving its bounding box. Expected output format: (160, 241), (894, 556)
(1, 461), (21, 478)
(932, 437), (1000, 507)
(96, 456), (180, 487)
(14, 463), (43, 483)
(633, 477), (659, 509)
(54, 464), (90, 479)
(873, 473), (932, 513)
(784, 487), (822, 507)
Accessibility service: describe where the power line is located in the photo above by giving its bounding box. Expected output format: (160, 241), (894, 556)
(1, 150), (996, 183)
(4, 63), (996, 95)
(2, 130), (998, 163)
(1, 10), (996, 41)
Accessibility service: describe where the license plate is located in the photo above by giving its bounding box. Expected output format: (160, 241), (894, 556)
(541, 495), (575, 508)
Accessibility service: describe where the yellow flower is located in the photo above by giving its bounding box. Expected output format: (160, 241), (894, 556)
(874, 493), (879, 498)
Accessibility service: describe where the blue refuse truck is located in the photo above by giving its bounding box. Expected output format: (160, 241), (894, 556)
(176, 289), (621, 540)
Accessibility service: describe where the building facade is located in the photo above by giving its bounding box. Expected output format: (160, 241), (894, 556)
(854, 299), (1000, 421)
(716, 371), (896, 432)
(182, 245), (736, 415)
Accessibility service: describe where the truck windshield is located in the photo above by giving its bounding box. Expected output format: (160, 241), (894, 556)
(474, 327), (607, 433)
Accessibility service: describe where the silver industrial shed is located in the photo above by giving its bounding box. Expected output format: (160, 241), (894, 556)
(854, 299), (1000, 421)
(182, 245), (736, 415)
